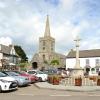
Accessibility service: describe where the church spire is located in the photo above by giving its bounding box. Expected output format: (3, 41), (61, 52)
(44, 15), (50, 37)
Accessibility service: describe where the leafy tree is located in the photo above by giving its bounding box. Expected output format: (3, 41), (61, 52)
(14, 45), (28, 63)
(19, 63), (27, 71)
(50, 59), (59, 67)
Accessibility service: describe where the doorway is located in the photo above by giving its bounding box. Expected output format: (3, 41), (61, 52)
(32, 62), (38, 69)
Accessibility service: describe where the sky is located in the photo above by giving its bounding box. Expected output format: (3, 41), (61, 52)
(0, 0), (100, 60)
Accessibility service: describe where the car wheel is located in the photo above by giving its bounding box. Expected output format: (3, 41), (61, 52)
(38, 77), (42, 82)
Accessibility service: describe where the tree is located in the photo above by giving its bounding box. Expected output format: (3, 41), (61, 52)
(14, 45), (28, 63)
(50, 59), (59, 67)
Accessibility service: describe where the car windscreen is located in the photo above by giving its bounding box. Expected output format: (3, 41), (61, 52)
(28, 71), (36, 74)
(14, 71), (21, 74)
(4, 71), (19, 76)
(37, 71), (44, 74)
(0, 72), (7, 77)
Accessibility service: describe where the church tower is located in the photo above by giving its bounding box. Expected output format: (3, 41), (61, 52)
(31, 15), (66, 69)
(39, 15), (55, 62)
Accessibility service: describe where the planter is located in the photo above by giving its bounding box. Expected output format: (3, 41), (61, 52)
(93, 77), (97, 82)
(75, 78), (82, 86)
(97, 79), (100, 86)
(48, 75), (54, 84)
(53, 77), (60, 85)
(48, 75), (61, 85)
(53, 79), (59, 85)
(53, 75), (61, 85)
(89, 76), (97, 82)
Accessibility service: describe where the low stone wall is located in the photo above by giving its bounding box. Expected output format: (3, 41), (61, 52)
(60, 76), (98, 86)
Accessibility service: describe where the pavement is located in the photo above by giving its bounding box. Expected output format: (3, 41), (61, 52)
(34, 82), (100, 92)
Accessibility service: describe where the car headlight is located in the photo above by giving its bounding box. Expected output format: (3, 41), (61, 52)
(0, 79), (11, 83)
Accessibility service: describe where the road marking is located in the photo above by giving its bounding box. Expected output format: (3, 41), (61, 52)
(50, 95), (71, 97)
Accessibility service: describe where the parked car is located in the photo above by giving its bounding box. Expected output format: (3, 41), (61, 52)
(0, 72), (18, 92)
(14, 71), (39, 83)
(42, 69), (58, 75)
(27, 70), (48, 81)
(2, 71), (30, 86)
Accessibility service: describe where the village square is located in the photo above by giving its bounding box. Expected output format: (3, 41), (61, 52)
(0, 0), (100, 100)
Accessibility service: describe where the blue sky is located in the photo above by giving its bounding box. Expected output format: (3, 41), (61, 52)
(0, 0), (100, 60)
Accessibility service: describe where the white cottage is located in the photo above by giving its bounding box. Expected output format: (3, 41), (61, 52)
(66, 49), (100, 76)
(0, 44), (19, 70)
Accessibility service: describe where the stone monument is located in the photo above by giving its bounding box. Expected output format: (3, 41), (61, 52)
(71, 36), (84, 77)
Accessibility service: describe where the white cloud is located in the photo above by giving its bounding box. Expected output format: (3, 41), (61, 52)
(52, 19), (88, 48)
(0, 37), (12, 46)
(0, 0), (100, 60)
(59, 0), (75, 9)
(80, 36), (100, 50)
(0, 2), (6, 8)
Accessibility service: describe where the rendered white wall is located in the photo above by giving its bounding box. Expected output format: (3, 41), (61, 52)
(66, 57), (100, 69)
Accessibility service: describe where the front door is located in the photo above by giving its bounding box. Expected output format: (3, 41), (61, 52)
(32, 62), (38, 69)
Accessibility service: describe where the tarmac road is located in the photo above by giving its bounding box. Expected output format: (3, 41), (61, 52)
(0, 84), (100, 100)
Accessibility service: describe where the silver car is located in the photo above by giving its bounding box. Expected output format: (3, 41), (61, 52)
(2, 71), (30, 86)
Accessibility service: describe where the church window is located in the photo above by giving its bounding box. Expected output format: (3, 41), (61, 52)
(43, 41), (45, 46)
(43, 47), (45, 50)
(51, 47), (53, 51)
(43, 55), (45, 61)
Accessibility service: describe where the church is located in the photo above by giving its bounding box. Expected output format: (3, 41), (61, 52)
(31, 15), (66, 70)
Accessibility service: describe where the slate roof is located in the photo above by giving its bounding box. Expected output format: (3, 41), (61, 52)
(0, 44), (17, 56)
(67, 49), (100, 58)
(0, 44), (10, 54)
